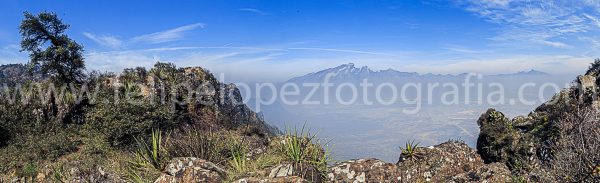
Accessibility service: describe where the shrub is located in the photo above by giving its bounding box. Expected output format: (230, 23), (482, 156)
(548, 107), (600, 182)
(84, 100), (173, 147)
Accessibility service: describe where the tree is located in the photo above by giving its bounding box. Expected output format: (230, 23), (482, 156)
(20, 11), (86, 84)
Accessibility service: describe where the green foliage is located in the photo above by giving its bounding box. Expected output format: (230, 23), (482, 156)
(477, 109), (517, 163)
(229, 143), (248, 173)
(21, 162), (38, 181)
(400, 140), (420, 159)
(130, 129), (169, 170)
(281, 125), (331, 174)
(126, 130), (170, 183)
(510, 175), (527, 183)
(20, 11), (86, 84)
(586, 58), (600, 76)
(84, 100), (173, 147)
(126, 167), (146, 183)
(51, 164), (69, 183)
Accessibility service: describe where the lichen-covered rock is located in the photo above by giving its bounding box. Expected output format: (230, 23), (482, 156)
(328, 158), (400, 182)
(578, 75), (596, 91)
(327, 141), (506, 182)
(269, 164), (294, 178)
(451, 162), (511, 182)
(273, 163), (323, 182)
(233, 176), (308, 183)
(396, 141), (485, 182)
(154, 157), (226, 183)
(3, 165), (126, 183)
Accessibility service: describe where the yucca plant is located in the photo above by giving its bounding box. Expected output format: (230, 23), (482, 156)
(400, 140), (420, 159)
(283, 125), (314, 163)
(229, 143), (247, 173)
(130, 129), (168, 170)
(308, 143), (332, 172)
(126, 167), (146, 183)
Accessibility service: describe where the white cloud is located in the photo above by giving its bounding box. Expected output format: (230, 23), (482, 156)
(131, 23), (204, 44)
(537, 40), (572, 48)
(461, 0), (600, 48)
(287, 47), (394, 56)
(82, 32), (123, 48)
(443, 45), (481, 54)
(583, 13), (600, 28)
(239, 8), (269, 15)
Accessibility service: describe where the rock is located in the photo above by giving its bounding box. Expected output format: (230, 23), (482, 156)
(269, 164), (293, 178)
(233, 176), (308, 183)
(155, 157), (227, 183)
(328, 158), (401, 182)
(327, 141), (505, 182)
(451, 162), (511, 182)
(396, 141), (486, 182)
(578, 75), (596, 91)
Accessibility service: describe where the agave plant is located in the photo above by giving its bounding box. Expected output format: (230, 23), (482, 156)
(399, 140), (420, 160)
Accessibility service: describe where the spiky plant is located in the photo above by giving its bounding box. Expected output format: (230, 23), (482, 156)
(130, 129), (168, 170)
(229, 144), (247, 173)
(400, 140), (420, 159)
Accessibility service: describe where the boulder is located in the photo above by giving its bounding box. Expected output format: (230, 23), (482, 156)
(328, 158), (400, 182)
(396, 141), (486, 182)
(269, 164), (294, 178)
(578, 75), (596, 91)
(233, 176), (308, 183)
(154, 157), (227, 183)
(451, 162), (511, 182)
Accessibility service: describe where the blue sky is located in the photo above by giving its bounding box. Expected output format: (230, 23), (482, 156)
(1, 0), (600, 82)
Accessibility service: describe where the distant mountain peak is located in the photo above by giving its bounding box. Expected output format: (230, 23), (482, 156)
(519, 69), (548, 75)
(287, 63), (418, 82)
(494, 69), (549, 76)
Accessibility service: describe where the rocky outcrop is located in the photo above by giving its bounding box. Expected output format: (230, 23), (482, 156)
(328, 158), (400, 182)
(327, 141), (511, 182)
(450, 162), (511, 182)
(0, 64), (46, 85)
(154, 157), (227, 183)
(475, 60), (600, 182)
(5, 166), (126, 183)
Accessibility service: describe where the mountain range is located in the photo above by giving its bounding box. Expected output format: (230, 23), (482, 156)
(287, 63), (548, 83)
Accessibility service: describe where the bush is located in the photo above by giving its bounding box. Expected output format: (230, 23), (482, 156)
(549, 107), (600, 182)
(84, 100), (174, 147)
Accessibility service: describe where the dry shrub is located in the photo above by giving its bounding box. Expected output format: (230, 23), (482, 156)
(549, 107), (600, 182)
